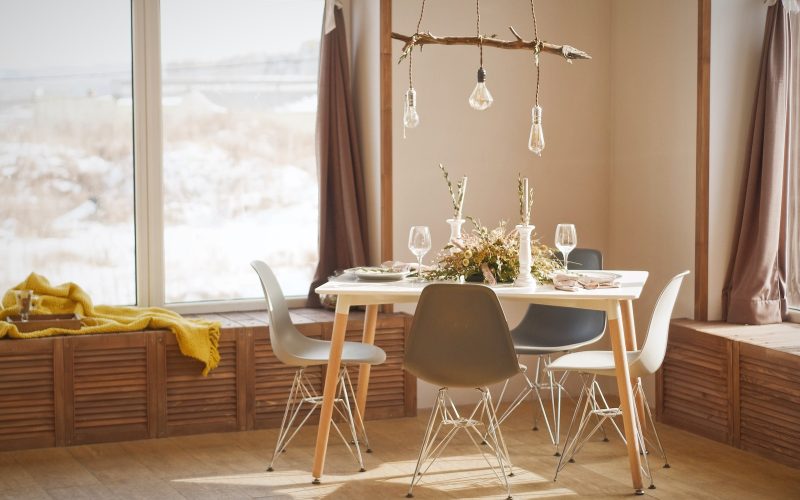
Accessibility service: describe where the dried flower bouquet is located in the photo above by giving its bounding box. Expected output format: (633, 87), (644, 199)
(424, 219), (562, 284)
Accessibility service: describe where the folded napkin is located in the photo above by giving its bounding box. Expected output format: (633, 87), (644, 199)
(553, 272), (620, 292)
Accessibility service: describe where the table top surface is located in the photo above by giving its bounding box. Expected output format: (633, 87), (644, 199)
(316, 270), (649, 302)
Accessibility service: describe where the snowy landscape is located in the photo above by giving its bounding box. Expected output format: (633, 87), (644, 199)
(0, 10), (321, 304)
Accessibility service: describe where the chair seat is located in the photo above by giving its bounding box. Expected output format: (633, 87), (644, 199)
(295, 339), (386, 367)
(512, 330), (605, 355)
(546, 350), (641, 377)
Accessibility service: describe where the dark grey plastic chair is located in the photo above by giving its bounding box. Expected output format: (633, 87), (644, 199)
(494, 249), (607, 453)
(404, 283), (520, 500)
(251, 261), (386, 473)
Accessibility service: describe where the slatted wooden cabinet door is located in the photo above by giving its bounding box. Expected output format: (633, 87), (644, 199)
(64, 335), (152, 446)
(163, 331), (239, 436)
(658, 324), (733, 444)
(0, 338), (57, 450)
(738, 343), (800, 468)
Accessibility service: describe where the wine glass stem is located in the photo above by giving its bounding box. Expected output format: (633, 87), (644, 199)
(417, 255), (424, 281)
(564, 250), (570, 272)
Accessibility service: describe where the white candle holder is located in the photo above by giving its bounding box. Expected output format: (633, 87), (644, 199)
(515, 224), (537, 288)
(446, 218), (466, 253)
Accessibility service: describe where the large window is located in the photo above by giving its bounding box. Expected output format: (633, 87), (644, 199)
(161, 0), (321, 302)
(0, 0), (136, 304)
(0, 0), (322, 309)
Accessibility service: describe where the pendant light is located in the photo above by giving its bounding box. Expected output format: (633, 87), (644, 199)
(527, 0), (545, 155)
(468, 0), (493, 111)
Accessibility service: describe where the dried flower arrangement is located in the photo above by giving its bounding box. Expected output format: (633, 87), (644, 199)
(425, 219), (562, 284)
(439, 163), (468, 219)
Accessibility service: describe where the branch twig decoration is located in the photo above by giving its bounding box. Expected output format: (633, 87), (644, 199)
(393, 26), (591, 64)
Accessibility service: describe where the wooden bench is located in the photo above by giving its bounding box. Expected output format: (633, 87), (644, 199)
(657, 319), (800, 468)
(0, 309), (414, 451)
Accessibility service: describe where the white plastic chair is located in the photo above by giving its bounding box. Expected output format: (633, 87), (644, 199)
(251, 261), (386, 473)
(547, 270), (689, 492)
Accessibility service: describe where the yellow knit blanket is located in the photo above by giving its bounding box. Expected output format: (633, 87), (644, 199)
(0, 273), (221, 375)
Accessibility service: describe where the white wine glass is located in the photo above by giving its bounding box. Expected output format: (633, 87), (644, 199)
(555, 224), (577, 272)
(408, 226), (432, 282)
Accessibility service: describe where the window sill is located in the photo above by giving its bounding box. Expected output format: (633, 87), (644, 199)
(165, 296), (308, 315)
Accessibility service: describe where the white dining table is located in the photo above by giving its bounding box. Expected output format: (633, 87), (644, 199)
(313, 270), (650, 494)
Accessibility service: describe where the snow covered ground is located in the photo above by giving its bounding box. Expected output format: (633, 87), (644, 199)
(1, 67), (318, 304)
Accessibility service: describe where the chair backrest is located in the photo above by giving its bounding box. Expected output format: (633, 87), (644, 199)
(404, 283), (520, 388)
(636, 271), (690, 376)
(250, 260), (311, 366)
(557, 247), (602, 271)
(513, 248), (605, 349)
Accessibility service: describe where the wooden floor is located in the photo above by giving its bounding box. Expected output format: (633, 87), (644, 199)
(1, 400), (798, 500)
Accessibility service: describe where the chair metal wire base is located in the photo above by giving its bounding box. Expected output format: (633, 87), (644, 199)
(267, 366), (370, 472)
(554, 374), (669, 489)
(407, 388), (513, 499)
(499, 356), (566, 447)
(492, 355), (605, 452)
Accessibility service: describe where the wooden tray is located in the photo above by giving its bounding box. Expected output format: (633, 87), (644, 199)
(7, 314), (83, 333)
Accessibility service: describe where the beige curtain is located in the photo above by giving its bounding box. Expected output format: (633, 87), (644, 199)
(723, 1), (798, 324)
(307, 5), (370, 307)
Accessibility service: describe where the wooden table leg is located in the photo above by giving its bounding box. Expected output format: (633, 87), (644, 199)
(311, 299), (350, 483)
(355, 304), (379, 442)
(608, 300), (644, 494)
(621, 300), (646, 432)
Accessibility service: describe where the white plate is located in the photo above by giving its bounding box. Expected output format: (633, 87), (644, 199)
(349, 267), (410, 282)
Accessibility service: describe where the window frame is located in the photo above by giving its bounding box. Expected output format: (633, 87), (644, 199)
(131, 0), (311, 313)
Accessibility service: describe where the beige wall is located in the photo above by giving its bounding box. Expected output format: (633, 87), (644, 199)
(608, 0), (697, 334)
(707, 0), (767, 320)
(608, 0), (697, 397)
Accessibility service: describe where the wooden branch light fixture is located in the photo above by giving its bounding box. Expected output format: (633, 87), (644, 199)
(394, 0), (592, 155)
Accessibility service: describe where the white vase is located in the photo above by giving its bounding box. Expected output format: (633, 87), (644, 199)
(515, 224), (537, 288)
(446, 218), (465, 253)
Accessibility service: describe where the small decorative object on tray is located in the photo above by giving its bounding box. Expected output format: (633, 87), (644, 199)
(7, 314), (83, 333)
(426, 219), (560, 284)
(14, 289), (38, 322)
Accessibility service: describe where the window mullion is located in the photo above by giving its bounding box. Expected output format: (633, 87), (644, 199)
(132, 0), (165, 307)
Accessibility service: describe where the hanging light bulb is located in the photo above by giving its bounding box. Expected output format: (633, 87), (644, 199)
(528, 105), (545, 155)
(404, 87), (420, 128)
(468, 67), (493, 111)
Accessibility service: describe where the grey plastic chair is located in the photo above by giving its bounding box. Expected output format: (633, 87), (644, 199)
(493, 249), (608, 453)
(549, 271), (689, 492)
(251, 261), (386, 473)
(404, 283), (520, 500)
